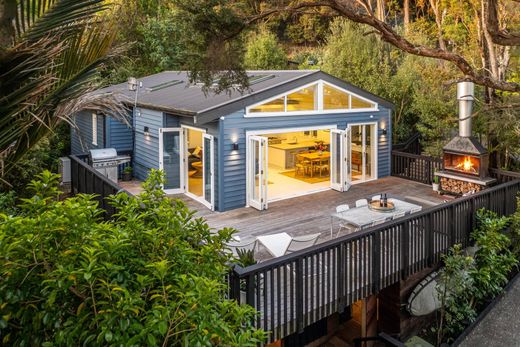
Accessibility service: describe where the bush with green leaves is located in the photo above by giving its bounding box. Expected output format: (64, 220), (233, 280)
(435, 208), (518, 344)
(0, 170), (265, 346)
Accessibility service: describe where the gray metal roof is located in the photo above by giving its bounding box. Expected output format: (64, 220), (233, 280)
(96, 70), (394, 124)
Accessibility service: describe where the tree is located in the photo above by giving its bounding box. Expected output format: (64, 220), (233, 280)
(0, 170), (265, 346)
(174, 0), (520, 92)
(0, 0), (126, 181)
(244, 29), (287, 70)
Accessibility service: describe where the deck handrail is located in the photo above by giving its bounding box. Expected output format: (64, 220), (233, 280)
(69, 154), (131, 218)
(229, 179), (520, 343)
(391, 150), (442, 185)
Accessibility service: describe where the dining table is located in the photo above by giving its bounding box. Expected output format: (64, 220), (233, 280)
(298, 151), (330, 177)
(330, 198), (422, 236)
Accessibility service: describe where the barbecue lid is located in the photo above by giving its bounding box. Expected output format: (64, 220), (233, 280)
(89, 148), (118, 161)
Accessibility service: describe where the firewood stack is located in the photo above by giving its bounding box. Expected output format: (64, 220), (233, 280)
(441, 177), (482, 194)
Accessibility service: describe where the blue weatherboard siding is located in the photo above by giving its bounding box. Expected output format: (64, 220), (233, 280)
(133, 108), (162, 181)
(71, 110), (105, 154)
(105, 113), (133, 152)
(218, 108), (392, 211)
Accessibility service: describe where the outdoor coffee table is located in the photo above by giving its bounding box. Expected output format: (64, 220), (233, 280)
(256, 232), (292, 257)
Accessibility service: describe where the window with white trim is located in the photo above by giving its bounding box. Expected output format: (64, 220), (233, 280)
(92, 113), (98, 146)
(246, 80), (377, 116)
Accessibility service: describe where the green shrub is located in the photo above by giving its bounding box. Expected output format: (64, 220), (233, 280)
(0, 170), (265, 346)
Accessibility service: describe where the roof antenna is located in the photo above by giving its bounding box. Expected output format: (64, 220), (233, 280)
(128, 77), (141, 117)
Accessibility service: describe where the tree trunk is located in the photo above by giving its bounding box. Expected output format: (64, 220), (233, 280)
(403, 0), (410, 33)
(0, 0), (16, 54)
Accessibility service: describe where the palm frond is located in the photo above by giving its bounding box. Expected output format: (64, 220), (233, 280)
(14, 0), (108, 42)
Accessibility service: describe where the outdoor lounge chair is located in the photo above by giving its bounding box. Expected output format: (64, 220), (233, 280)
(225, 239), (258, 257)
(285, 233), (320, 254)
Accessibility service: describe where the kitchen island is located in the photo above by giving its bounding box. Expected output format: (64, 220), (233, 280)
(268, 140), (329, 170)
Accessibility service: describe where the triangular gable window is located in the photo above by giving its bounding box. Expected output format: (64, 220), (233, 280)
(246, 80), (377, 115)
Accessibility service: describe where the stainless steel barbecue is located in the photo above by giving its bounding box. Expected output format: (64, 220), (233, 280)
(89, 148), (131, 183)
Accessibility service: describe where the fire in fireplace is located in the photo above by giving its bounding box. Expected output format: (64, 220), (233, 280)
(435, 81), (496, 194)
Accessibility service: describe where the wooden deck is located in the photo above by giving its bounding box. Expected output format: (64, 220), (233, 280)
(174, 177), (447, 256)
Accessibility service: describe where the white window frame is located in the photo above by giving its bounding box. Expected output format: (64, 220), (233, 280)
(245, 80), (378, 117)
(91, 113), (98, 145)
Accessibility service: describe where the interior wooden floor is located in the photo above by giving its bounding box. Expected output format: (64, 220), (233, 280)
(174, 176), (447, 246)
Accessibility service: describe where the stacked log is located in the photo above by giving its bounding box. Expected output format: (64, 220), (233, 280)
(441, 177), (482, 194)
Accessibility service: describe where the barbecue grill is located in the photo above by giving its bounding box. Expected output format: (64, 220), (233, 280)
(89, 148), (131, 183)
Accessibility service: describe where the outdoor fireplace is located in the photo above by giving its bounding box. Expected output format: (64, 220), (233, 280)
(435, 82), (496, 194)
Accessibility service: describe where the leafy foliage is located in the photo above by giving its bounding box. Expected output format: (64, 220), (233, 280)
(435, 208), (518, 344)
(436, 245), (476, 344)
(0, 170), (265, 346)
(244, 30), (287, 70)
(0, 0), (124, 176)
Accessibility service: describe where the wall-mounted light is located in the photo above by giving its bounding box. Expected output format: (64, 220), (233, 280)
(144, 126), (150, 137)
(381, 128), (387, 135)
(232, 143), (239, 151)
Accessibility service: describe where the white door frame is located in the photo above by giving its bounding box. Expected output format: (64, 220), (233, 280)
(181, 125), (217, 210)
(349, 121), (378, 184)
(159, 127), (184, 194)
(246, 135), (268, 210)
(202, 133), (215, 210)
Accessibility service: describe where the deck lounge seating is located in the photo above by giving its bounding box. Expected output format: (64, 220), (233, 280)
(225, 239), (257, 257)
(285, 233), (320, 255)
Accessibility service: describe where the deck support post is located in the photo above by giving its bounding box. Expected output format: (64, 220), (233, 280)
(361, 295), (378, 347)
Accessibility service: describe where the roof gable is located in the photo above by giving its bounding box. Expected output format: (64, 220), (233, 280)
(94, 70), (394, 123)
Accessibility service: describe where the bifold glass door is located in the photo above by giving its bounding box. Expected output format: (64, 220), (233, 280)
(159, 128), (183, 194)
(330, 128), (352, 192)
(202, 134), (215, 210)
(248, 135), (268, 210)
(350, 124), (376, 182)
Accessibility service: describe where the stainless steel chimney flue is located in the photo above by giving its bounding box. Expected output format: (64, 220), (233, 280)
(457, 81), (474, 137)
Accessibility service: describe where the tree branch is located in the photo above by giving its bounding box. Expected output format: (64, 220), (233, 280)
(486, 0), (520, 46)
(244, 0), (520, 92)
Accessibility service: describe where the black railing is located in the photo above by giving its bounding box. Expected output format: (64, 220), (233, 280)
(490, 168), (520, 184)
(229, 180), (520, 343)
(70, 154), (130, 217)
(391, 150), (443, 185)
(393, 132), (421, 155)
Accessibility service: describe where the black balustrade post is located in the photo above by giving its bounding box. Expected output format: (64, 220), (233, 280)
(295, 258), (304, 333)
(427, 213), (434, 267)
(372, 231), (381, 293)
(338, 243), (345, 311)
(401, 221), (409, 279)
(229, 268), (241, 303)
(246, 273), (255, 307)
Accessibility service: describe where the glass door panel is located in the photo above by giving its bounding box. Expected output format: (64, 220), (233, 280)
(248, 135), (268, 210)
(159, 128), (183, 193)
(202, 134), (215, 210)
(365, 124), (375, 180)
(330, 129), (344, 191)
(351, 125), (362, 182)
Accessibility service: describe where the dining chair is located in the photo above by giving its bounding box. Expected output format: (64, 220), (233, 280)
(315, 158), (329, 177)
(392, 211), (407, 220)
(371, 194), (381, 202)
(336, 204), (350, 213)
(225, 239), (258, 257)
(372, 218), (387, 227)
(285, 233), (320, 254)
(410, 206), (423, 214)
(355, 199), (368, 208)
(333, 204), (356, 238)
(356, 222), (373, 231)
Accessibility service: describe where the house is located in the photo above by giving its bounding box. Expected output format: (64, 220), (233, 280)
(71, 70), (394, 212)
